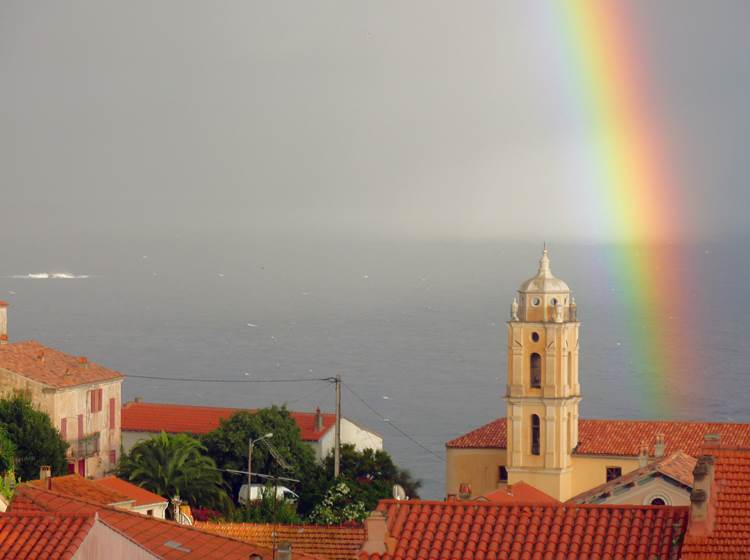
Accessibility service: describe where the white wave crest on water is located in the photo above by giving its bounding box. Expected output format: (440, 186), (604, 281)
(11, 272), (90, 279)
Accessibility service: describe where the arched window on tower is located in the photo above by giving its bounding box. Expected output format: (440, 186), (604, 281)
(531, 414), (541, 455)
(530, 353), (542, 388)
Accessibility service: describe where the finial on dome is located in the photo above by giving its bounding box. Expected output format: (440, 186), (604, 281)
(538, 244), (551, 277)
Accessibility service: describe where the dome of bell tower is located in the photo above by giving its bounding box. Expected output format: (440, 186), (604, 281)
(518, 247), (570, 294)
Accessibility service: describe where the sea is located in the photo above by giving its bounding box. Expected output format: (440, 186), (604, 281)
(2, 234), (749, 499)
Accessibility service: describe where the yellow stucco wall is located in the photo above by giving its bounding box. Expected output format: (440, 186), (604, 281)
(445, 448), (507, 498)
(446, 448), (649, 501)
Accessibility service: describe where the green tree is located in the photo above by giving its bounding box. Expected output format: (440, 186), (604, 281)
(118, 432), (229, 512)
(202, 406), (321, 512)
(0, 426), (15, 475)
(322, 444), (422, 511)
(307, 481), (367, 525)
(0, 394), (68, 480)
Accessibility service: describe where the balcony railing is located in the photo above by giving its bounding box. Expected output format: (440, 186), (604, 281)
(70, 432), (100, 458)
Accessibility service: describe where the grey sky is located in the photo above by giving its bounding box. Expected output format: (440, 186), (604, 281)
(2, 1), (749, 242)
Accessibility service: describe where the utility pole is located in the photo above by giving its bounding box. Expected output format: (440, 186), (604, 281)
(334, 374), (341, 478)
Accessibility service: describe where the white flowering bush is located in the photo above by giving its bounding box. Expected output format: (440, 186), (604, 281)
(307, 481), (368, 525)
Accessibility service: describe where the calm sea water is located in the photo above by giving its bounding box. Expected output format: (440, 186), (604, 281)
(2, 235), (748, 498)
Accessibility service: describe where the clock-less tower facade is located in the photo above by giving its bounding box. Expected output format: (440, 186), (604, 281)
(506, 247), (580, 501)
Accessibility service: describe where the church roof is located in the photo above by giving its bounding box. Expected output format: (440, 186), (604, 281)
(446, 417), (750, 457)
(518, 248), (570, 293)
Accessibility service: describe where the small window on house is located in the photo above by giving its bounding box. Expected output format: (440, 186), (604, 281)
(531, 415), (541, 456)
(531, 332), (540, 342)
(532, 297), (541, 306)
(650, 497), (666, 505)
(606, 467), (622, 482)
(498, 466), (508, 483)
(109, 449), (117, 465)
(147, 509), (154, 516)
(530, 353), (542, 388)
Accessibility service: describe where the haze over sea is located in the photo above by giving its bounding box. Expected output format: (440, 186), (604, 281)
(3, 234), (748, 499)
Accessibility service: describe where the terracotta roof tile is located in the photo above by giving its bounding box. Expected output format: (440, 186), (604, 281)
(682, 447), (750, 558)
(0, 511), (94, 560)
(480, 481), (560, 505)
(27, 475), (132, 506)
(568, 451), (697, 504)
(10, 485), (319, 560)
(92, 477), (167, 508)
(122, 401), (336, 441)
(195, 522), (365, 560)
(446, 417), (750, 457)
(362, 500), (689, 560)
(0, 340), (122, 388)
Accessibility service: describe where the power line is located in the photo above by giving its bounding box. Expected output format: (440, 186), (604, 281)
(124, 374), (333, 383)
(341, 381), (444, 462)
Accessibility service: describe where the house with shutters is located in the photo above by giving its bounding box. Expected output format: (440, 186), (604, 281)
(0, 302), (122, 478)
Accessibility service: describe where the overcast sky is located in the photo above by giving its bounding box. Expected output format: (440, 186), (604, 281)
(2, 1), (749, 243)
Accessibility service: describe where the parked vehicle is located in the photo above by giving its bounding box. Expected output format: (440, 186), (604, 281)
(238, 483), (299, 504)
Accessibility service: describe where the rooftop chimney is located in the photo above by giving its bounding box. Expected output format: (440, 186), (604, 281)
(689, 452), (717, 536)
(0, 301), (7, 344)
(39, 465), (51, 481)
(276, 542), (292, 560)
(315, 407), (323, 431)
(654, 433), (665, 458)
(458, 482), (472, 500)
(361, 511), (390, 555)
(638, 442), (650, 468)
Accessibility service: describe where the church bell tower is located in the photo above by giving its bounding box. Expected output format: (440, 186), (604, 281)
(505, 247), (580, 501)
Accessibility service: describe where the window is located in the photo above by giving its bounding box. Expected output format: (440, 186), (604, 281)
(530, 353), (542, 388)
(109, 449), (117, 465)
(606, 467), (622, 482)
(109, 398), (116, 429)
(89, 389), (103, 412)
(147, 509), (154, 517)
(650, 497), (666, 505)
(60, 418), (67, 440)
(532, 297), (541, 306)
(498, 466), (508, 483)
(531, 415), (541, 455)
(531, 332), (540, 342)
(550, 298), (558, 306)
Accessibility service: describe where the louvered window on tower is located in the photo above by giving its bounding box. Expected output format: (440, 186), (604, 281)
(530, 353), (542, 388)
(531, 415), (541, 455)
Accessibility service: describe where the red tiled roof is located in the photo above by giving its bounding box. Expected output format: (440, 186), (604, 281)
(10, 485), (319, 560)
(569, 451), (697, 504)
(0, 512), (94, 560)
(27, 475), (132, 506)
(122, 401), (336, 441)
(361, 500), (689, 560)
(92, 477), (167, 508)
(0, 341), (122, 388)
(446, 417), (750, 457)
(682, 447), (750, 558)
(480, 481), (560, 505)
(195, 522), (365, 560)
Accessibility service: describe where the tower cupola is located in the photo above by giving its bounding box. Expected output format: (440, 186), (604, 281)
(512, 247), (574, 323)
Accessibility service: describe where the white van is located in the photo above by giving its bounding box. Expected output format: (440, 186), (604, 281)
(238, 484), (299, 504)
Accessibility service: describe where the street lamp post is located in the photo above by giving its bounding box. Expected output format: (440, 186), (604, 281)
(247, 432), (273, 502)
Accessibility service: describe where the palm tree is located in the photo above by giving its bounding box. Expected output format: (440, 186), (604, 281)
(118, 432), (229, 512)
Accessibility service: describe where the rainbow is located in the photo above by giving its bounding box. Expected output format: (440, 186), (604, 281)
(538, 1), (694, 415)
